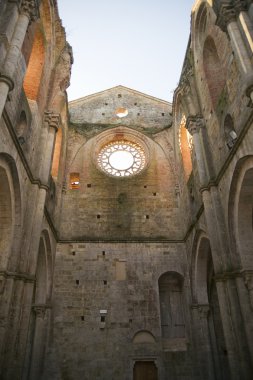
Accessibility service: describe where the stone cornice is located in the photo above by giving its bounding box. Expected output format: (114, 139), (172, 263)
(0, 270), (35, 282)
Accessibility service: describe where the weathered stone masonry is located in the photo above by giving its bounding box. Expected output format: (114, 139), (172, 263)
(0, 0), (253, 379)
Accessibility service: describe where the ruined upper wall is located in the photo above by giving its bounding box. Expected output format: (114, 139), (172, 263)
(59, 87), (181, 241)
(68, 86), (172, 139)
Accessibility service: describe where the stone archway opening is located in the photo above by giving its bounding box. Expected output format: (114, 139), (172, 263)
(0, 166), (13, 269)
(194, 236), (230, 380)
(133, 361), (158, 380)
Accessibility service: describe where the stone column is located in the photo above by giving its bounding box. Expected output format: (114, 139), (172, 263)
(237, 8), (253, 54)
(186, 116), (207, 187)
(214, 276), (253, 379)
(42, 111), (61, 184)
(235, 273), (253, 360)
(29, 304), (50, 380)
(243, 271), (253, 310)
(181, 80), (196, 116)
(0, 0), (39, 119)
(191, 304), (216, 380)
(216, 3), (252, 77)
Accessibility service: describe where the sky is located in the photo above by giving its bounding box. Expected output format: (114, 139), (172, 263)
(58, 1), (194, 103)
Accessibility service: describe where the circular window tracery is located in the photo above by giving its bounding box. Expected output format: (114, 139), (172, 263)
(97, 140), (146, 177)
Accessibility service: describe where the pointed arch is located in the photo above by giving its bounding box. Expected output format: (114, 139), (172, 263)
(228, 156), (253, 270)
(0, 153), (21, 270)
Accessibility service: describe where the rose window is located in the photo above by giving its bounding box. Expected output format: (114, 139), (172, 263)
(97, 140), (146, 177)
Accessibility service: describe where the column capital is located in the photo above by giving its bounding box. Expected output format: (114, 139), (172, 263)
(32, 303), (51, 319)
(191, 303), (210, 318)
(186, 116), (205, 135)
(44, 111), (61, 132)
(216, 4), (237, 32)
(20, 0), (39, 22)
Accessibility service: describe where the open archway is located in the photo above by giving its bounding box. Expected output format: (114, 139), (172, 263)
(192, 232), (230, 380)
(0, 154), (21, 270)
(158, 271), (185, 339)
(228, 156), (253, 270)
(26, 231), (53, 380)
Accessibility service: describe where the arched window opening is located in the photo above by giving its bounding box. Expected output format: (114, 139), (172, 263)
(179, 115), (193, 181)
(203, 37), (226, 107)
(0, 166), (13, 268)
(158, 272), (185, 339)
(224, 114), (237, 149)
(51, 127), (62, 178)
(23, 25), (45, 101)
(16, 111), (28, 145)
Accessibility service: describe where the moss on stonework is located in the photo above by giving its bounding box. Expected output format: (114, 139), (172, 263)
(70, 121), (172, 139)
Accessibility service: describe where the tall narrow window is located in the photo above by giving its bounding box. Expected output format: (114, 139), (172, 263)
(51, 127), (62, 178)
(158, 272), (185, 339)
(70, 173), (80, 189)
(179, 115), (192, 181)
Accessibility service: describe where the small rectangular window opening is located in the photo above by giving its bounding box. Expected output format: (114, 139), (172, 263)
(103, 280), (107, 285)
(97, 214), (101, 219)
(76, 280), (80, 285)
(87, 184), (91, 188)
(81, 316), (84, 321)
(102, 251), (105, 255)
(101, 316), (106, 323)
(146, 215), (150, 219)
(70, 173), (80, 189)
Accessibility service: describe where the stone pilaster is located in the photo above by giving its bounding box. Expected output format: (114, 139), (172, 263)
(41, 111), (61, 184)
(186, 116), (207, 186)
(191, 304), (216, 380)
(28, 304), (51, 380)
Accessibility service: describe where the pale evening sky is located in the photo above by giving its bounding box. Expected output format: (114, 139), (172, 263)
(58, 1), (194, 102)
